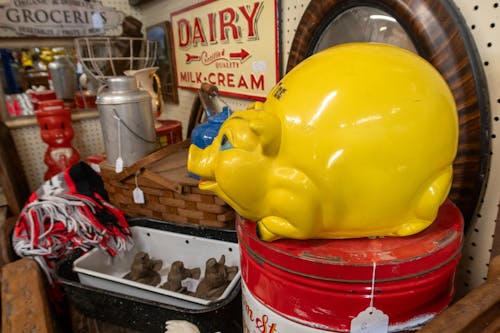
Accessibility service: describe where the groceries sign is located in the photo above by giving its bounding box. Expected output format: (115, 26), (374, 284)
(0, 0), (123, 36)
(171, 0), (280, 100)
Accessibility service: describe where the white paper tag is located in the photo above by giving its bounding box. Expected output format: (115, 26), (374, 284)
(133, 187), (145, 204)
(350, 307), (389, 333)
(90, 163), (101, 173)
(115, 157), (123, 173)
(181, 277), (200, 293)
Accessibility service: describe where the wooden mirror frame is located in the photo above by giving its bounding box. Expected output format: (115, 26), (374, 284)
(146, 21), (179, 105)
(286, 0), (491, 230)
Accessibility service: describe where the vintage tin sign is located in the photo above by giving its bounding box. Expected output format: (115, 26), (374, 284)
(170, 0), (280, 100)
(0, 0), (124, 36)
(238, 200), (463, 332)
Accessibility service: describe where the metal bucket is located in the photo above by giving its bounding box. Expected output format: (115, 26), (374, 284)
(237, 200), (463, 332)
(96, 76), (157, 167)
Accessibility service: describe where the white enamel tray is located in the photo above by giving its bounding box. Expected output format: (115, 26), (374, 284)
(73, 226), (240, 310)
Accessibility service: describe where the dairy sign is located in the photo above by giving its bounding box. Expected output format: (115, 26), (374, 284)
(171, 0), (279, 100)
(0, 0), (124, 37)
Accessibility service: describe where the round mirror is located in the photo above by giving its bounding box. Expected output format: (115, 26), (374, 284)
(313, 6), (417, 54)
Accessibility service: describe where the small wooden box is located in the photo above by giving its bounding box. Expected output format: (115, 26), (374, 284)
(99, 141), (235, 228)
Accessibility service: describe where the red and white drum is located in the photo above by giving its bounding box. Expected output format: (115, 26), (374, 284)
(237, 200), (463, 332)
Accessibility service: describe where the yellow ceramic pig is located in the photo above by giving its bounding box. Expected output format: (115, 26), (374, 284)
(188, 43), (458, 242)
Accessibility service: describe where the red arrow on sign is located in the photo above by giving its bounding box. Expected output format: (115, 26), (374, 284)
(229, 49), (250, 62)
(186, 53), (200, 63)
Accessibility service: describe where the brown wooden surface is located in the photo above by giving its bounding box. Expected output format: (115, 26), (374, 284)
(1, 258), (58, 333)
(0, 214), (17, 268)
(286, 0), (490, 230)
(0, 121), (31, 216)
(419, 255), (500, 332)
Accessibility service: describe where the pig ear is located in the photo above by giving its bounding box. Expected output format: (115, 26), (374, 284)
(249, 111), (281, 157)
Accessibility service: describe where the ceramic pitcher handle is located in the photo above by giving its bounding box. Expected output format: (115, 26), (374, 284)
(150, 72), (162, 118)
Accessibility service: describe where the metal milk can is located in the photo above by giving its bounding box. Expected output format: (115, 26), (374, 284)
(96, 76), (157, 168)
(48, 54), (78, 100)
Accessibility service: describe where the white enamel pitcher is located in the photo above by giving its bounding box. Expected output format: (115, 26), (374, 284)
(124, 67), (163, 119)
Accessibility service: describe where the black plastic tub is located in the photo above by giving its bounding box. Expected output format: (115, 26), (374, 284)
(55, 218), (242, 333)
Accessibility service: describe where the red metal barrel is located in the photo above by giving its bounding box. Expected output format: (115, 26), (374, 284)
(238, 200), (463, 332)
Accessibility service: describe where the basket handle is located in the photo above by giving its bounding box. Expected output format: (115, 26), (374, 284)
(116, 139), (191, 183)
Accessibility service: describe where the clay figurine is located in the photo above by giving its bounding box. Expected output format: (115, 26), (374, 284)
(160, 260), (201, 293)
(194, 255), (238, 300)
(188, 43), (458, 242)
(123, 251), (162, 286)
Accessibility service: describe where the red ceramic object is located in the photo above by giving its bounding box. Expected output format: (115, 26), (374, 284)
(74, 90), (97, 109)
(36, 99), (80, 180)
(238, 200), (463, 332)
(155, 120), (182, 147)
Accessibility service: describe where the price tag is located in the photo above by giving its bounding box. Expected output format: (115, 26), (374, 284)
(350, 307), (389, 333)
(115, 157), (123, 173)
(181, 277), (200, 293)
(90, 163), (101, 173)
(133, 187), (145, 204)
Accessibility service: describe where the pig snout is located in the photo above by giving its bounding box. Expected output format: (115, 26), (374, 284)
(187, 144), (215, 179)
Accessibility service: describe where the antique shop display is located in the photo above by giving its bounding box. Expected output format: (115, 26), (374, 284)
(188, 43), (458, 242)
(73, 225), (241, 307)
(58, 218), (241, 332)
(188, 43), (463, 331)
(36, 99), (81, 180)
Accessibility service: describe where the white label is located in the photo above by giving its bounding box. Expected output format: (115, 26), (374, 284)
(252, 61), (267, 73)
(133, 187), (145, 204)
(181, 277), (200, 293)
(90, 163), (101, 173)
(115, 157), (123, 173)
(350, 307), (389, 333)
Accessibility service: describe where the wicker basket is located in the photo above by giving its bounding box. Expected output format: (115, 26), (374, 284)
(99, 141), (235, 228)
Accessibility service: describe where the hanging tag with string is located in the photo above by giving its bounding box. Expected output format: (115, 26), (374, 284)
(132, 170), (145, 204)
(350, 262), (389, 333)
(113, 114), (124, 173)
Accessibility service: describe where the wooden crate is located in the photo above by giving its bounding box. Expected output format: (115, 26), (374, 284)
(99, 141), (235, 228)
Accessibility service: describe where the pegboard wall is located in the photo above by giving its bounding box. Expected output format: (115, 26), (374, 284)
(11, 117), (104, 191)
(4, 0), (500, 298)
(452, 0), (500, 297)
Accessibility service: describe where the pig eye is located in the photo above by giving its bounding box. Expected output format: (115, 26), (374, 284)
(220, 135), (233, 151)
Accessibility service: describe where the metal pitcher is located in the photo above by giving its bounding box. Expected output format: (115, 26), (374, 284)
(96, 76), (157, 168)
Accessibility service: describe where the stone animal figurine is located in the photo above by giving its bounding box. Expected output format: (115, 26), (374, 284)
(123, 251), (162, 286)
(188, 43), (458, 242)
(161, 260), (201, 293)
(195, 255), (238, 300)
